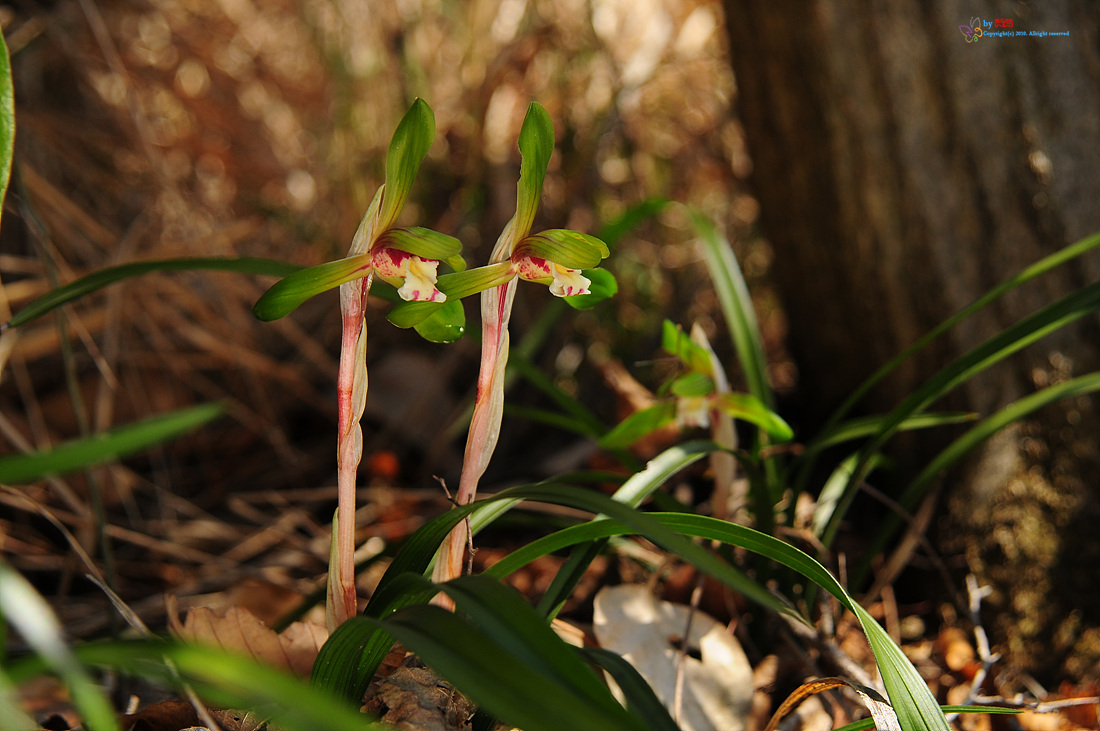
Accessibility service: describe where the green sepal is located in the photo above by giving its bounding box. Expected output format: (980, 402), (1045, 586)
(670, 372), (715, 398)
(713, 392), (795, 442)
(388, 262), (514, 328)
(253, 254), (373, 321)
(413, 299), (466, 343)
(598, 402), (677, 450)
(517, 229), (610, 269)
(562, 269), (617, 310)
(378, 98), (435, 231)
(375, 226), (462, 262)
(515, 102), (554, 239)
(661, 320), (713, 375)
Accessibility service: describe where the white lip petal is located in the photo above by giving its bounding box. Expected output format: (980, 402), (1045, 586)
(397, 255), (446, 302)
(548, 265), (591, 297)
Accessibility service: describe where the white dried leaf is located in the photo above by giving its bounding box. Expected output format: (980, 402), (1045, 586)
(593, 584), (753, 731)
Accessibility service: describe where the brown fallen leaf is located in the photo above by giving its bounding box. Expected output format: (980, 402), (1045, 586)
(364, 658), (474, 731)
(167, 596), (327, 677)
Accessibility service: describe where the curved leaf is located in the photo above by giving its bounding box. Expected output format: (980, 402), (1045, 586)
(713, 392), (794, 442)
(253, 255), (372, 321)
(0, 403), (224, 483)
(6, 257), (300, 329)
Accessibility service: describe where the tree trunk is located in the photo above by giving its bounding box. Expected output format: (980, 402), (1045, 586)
(723, 1), (1100, 685)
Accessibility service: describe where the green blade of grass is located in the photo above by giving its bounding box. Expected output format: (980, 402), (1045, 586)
(483, 509), (949, 731)
(805, 412), (979, 455)
(0, 560), (119, 731)
(441, 575), (627, 715)
(821, 279), (1100, 547)
(823, 230), (1100, 431)
(18, 638), (382, 731)
(689, 209), (772, 410)
(0, 403), (224, 483)
(853, 370), (1100, 586)
(5, 257), (299, 329)
(376, 603), (646, 731)
(580, 647), (680, 731)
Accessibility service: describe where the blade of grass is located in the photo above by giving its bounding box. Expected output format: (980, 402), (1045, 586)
(580, 647), (680, 731)
(689, 209), (772, 410)
(376, 604), (646, 731)
(0, 560), (120, 731)
(4, 257), (299, 329)
(13, 638), (383, 731)
(853, 371), (1100, 587)
(483, 508), (949, 731)
(823, 230), (1100, 431)
(821, 279), (1100, 547)
(0, 402), (224, 483)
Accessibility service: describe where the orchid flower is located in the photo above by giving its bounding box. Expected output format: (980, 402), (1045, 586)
(254, 99), (465, 629)
(414, 102), (614, 589)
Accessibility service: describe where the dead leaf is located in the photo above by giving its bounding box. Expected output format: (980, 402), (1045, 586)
(763, 677), (901, 731)
(593, 584), (753, 731)
(167, 596), (327, 677)
(364, 659), (473, 731)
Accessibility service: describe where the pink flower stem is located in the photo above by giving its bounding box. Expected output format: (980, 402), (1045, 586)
(329, 273), (373, 629)
(433, 278), (517, 591)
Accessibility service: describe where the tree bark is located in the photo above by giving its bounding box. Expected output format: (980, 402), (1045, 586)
(723, 1), (1100, 684)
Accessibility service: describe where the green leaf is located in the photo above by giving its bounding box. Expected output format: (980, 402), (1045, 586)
(27, 639), (383, 731)
(413, 298), (465, 342)
(822, 278), (1100, 548)
(5, 257), (300, 329)
(440, 576), (628, 718)
(519, 229), (610, 269)
(377, 602), (646, 731)
(712, 392), (794, 442)
(670, 372), (715, 398)
(312, 442), (716, 703)
(598, 402), (677, 450)
(855, 371), (1100, 578)
(0, 560), (119, 731)
(806, 412), (979, 455)
(484, 509), (949, 731)
(375, 226), (462, 262)
(823, 230), (1100, 432)
(563, 268), (618, 310)
(387, 262), (514, 327)
(515, 102), (554, 238)
(661, 320), (712, 374)
(580, 647), (680, 731)
(0, 31), (14, 227)
(378, 98), (435, 231)
(0, 403), (224, 483)
(253, 255), (372, 321)
(690, 209), (772, 409)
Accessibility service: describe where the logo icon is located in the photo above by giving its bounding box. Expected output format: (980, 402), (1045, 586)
(959, 16), (983, 42)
